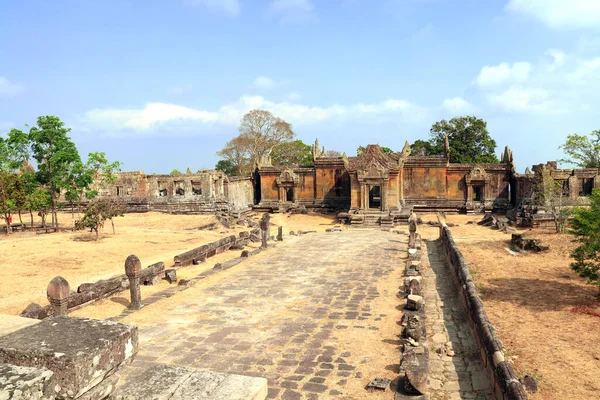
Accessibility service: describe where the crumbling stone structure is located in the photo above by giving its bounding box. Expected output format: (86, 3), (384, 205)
(511, 161), (600, 227)
(254, 139), (515, 224)
(84, 169), (253, 214)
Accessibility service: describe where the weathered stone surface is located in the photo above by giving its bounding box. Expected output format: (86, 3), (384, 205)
(113, 364), (267, 400)
(20, 303), (46, 320)
(165, 269), (177, 284)
(0, 316), (138, 400)
(0, 363), (55, 400)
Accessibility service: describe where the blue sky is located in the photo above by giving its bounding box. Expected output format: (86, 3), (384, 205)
(1, 0), (600, 173)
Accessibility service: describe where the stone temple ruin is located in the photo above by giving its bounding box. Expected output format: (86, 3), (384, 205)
(82, 139), (600, 227)
(87, 169), (253, 214)
(253, 139), (600, 226)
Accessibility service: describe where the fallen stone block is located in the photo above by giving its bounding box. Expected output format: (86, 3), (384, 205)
(112, 364), (267, 400)
(406, 295), (423, 311)
(0, 363), (56, 400)
(0, 316), (138, 400)
(165, 269), (177, 284)
(19, 303), (47, 320)
(365, 377), (391, 391)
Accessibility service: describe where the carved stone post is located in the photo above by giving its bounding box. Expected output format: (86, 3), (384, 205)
(260, 213), (270, 249)
(408, 212), (418, 249)
(125, 254), (143, 310)
(568, 176), (579, 200)
(47, 276), (70, 316)
(277, 226), (283, 241)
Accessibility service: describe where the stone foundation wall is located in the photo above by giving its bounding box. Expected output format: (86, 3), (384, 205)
(438, 222), (527, 400)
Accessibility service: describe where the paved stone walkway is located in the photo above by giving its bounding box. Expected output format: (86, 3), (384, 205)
(118, 230), (407, 399)
(421, 239), (494, 400)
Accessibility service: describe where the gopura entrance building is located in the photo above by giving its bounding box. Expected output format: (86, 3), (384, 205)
(253, 139), (515, 221)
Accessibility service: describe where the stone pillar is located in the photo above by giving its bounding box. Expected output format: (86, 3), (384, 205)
(125, 254), (143, 310)
(594, 174), (600, 189)
(408, 212), (417, 249)
(360, 183), (365, 210)
(381, 181), (387, 211)
(47, 276), (70, 316)
(568, 176), (579, 200)
(260, 213), (270, 249)
(277, 226), (283, 241)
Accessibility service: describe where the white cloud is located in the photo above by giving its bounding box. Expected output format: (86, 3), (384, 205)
(568, 57), (600, 81)
(506, 0), (600, 29)
(475, 62), (532, 87)
(441, 97), (473, 113)
(268, 0), (318, 24)
(184, 0), (241, 17)
(81, 95), (428, 134)
(84, 103), (219, 130)
(0, 77), (24, 96)
(487, 85), (557, 113)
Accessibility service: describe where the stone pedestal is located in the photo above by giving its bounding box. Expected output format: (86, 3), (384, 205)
(47, 276), (70, 317)
(125, 255), (143, 310)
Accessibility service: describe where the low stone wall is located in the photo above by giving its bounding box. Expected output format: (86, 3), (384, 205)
(437, 216), (528, 400)
(173, 231), (250, 267)
(397, 212), (430, 398)
(21, 262), (166, 320)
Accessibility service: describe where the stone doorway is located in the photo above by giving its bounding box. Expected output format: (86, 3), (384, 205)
(473, 186), (483, 202)
(285, 187), (294, 203)
(369, 186), (381, 209)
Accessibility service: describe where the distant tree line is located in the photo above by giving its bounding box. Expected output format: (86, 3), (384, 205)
(0, 116), (121, 236)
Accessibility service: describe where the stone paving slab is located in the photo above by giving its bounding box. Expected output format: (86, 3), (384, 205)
(115, 230), (407, 399)
(421, 240), (494, 400)
(113, 364), (267, 400)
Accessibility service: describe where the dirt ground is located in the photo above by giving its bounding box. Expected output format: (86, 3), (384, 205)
(419, 214), (600, 400)
(0, 211), (338, 316)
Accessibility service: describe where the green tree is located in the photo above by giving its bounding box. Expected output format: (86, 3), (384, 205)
(410, 139), (433, 156)
(29, 116), (82, 228)
(27, 188), (51, 227)
(170, 169), (182, 175)
(429, 116), (499, 163)
(215, 159), (238, 176)
(559, 130), (600, 168)
(0, 172), (23, 234)
(570, 188), (600, 294)
(271, 140), (312, 167)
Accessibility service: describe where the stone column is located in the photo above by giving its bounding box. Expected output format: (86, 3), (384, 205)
(277, 226), (283, 241)
(568, 176), (579, 199)
(47, 276), (70, 316)
(381, 181), (387, 211)
(594, 174), (600, 189)
(125, 254), (143, 310)
(360, 183), (365, 210)
(260, 213), (270, 249)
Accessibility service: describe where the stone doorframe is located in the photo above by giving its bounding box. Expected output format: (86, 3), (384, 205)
(465, 166), (490, 209)
(276, 169), (300, 204)
(358, 179), (388, 211)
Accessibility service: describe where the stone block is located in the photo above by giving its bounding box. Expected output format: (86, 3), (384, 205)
(0, 316), (138, 400)
(165, 269), (177, 284)
(0, 363), (55, 400)
(113, 364), (267, 400)
(406, 295), (423, 311)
